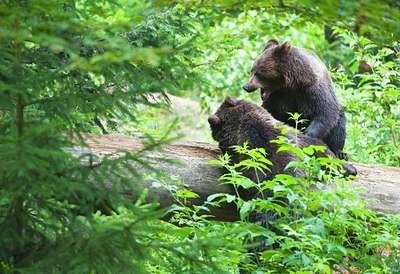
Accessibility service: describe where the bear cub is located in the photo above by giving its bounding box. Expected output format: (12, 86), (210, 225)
(243, 39), (348, 160)
(208, 96), (356, 258)
(208, 95), (357, 181)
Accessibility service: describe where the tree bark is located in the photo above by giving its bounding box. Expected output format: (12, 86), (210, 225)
(82, 133), (400, 220)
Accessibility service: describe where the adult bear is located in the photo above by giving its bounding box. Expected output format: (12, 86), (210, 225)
(243, 39), (348, 160)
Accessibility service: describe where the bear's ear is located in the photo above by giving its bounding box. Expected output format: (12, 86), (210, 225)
(262, 39), (279, 52)
(276, 41), (292, 55)
(222, 95), (237, 108)
(208, 115), (221, 125)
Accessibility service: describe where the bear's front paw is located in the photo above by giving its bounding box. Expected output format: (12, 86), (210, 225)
(336, 151), (349, 161)
(343, 163), (357, 177)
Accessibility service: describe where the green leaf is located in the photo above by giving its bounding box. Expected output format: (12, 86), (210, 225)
(239, 201), (253, 220)
(226, 194), (236, 203)
(176, 189), (199, 199)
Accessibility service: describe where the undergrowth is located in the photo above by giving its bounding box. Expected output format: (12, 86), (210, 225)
(158, 136), (400, 273)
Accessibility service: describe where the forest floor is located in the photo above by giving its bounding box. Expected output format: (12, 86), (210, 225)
(166, 94), (212, 143)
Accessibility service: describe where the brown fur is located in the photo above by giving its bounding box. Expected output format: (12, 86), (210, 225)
(208, 96), (356, 181)
(243, 39), (348, 160)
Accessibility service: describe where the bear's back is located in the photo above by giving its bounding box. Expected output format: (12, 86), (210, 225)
(295, 47), (330, 78)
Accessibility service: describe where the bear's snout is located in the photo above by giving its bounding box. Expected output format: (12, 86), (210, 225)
(242, 84), (251, 92)
(243, 83), (257, 92)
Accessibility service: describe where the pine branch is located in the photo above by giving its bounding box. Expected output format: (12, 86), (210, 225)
(13, 17), (26, 260)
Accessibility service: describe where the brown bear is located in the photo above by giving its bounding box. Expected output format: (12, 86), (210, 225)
(208, 95), (356, 263)
(208, 95), (356, 180)
(243, 39), (348, 160)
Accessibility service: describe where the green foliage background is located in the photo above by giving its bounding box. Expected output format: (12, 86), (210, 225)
(0, 0), (398, 273)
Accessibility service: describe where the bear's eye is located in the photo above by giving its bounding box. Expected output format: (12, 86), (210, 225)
(255, 71), (267, 81)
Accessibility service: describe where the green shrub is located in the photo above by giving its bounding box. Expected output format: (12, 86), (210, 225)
(332, 30), (400, 165)
(206, 140), (400, 273)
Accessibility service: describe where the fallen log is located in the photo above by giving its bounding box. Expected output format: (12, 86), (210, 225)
(82, 133), (400, 221)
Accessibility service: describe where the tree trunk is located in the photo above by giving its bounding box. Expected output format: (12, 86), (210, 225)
(81, 133), (400, 220)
